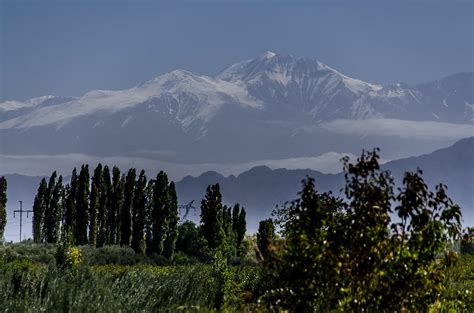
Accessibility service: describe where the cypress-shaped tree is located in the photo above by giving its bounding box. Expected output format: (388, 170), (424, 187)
(120, 168), (135, 247)
(32, 178), (48, 243)
(0, 177), (7, 242)
(150, 171), (170, 255)
(63, 168), (77, 235)
(131, 170), (147, 253)
(109, 167), (123, 245)
(145, 179), (155, 255)
(75, 165), (90, 245)
(200, 184), (226, 250)
(89, 164), (103, 247)
(48, 175), (63, 243)
(232, 204), (240, 234)
(236, 207), (247, 255)
(163, 181), (179, 258)
(98, 165), (111, 247)
(257, 218), (275, 260)
(43, 171), (57, 243)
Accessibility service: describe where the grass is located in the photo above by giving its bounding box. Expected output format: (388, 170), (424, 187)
(0, 243), (263, 311)
(0, 242), (472, 311)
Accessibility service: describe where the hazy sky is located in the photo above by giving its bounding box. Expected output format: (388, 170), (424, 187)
(1, 0), (472, 101)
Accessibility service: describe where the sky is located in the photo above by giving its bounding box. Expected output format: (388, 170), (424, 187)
(0, 0), (473, 101)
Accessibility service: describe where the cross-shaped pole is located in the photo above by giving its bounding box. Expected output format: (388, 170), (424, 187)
(13, 201), (33, 242)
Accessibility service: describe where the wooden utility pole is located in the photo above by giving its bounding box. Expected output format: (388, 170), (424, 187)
(13, 201), (33, 242)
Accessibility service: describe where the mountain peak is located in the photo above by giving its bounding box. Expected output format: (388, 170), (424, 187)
(260, 51), (277, 59)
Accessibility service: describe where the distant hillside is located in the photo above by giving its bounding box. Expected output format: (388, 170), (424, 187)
(1, 138), (472, 238)
(176, 137), (474, 231)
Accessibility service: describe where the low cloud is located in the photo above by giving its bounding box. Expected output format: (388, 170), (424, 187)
(320, 119), (474, 140)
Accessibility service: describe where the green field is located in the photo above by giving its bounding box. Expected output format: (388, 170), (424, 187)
(0, 242), (473, 312)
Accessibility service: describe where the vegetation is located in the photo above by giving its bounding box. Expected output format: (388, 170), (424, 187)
(256, 218), (275, 260)
(0, 176), (6, 242)
(30, 165), (185, 260)
(264, 149), (466, 311)
(0, 149), (472, 311)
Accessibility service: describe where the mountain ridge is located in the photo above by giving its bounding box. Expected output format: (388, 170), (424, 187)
(175, 137), (474, 231)
(0, 52), (472, 163)
(1, 52), (472, 129)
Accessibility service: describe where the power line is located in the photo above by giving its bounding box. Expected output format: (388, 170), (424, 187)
(13, 201), (33, 242)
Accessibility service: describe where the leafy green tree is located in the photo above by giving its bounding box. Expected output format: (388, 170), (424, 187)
(98, 165), (111, 247)
(163, 182), (179, 258)
(265, 149), (463, 312)
(43, 172), (63, 243)
(0, 177), (7, 242)
(75, 165), (90, 245)
(257, 218), (275, 261)
(176, 221), (200, 256)
(131, 170), (147, 253)
(144, 179), (155, 255)
(109, 167), (124, 245)
(232, 204), (247, 255)
(120, 168), (135, 247)
(200, 184), (227, 252)
(89, 164), (103, 247)
(51, 175), (64, 243)
(32, 178), (48, 243)
(63, 168), (78, 235)
(150, 171), (170, 255)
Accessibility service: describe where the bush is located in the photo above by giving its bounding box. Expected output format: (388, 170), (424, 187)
(265, 149), (464, 311)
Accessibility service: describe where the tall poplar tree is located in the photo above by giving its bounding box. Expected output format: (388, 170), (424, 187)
(32, 178), (48, 243)
(43, 171), (57, 243)
(145, 179), (155, 254)
(131, 170), (147, 253)
(257, 218), (275, 260)
(200, 184), (226, 250)
(232, 204), (247, 254)
(89, 164), (103, 247)
(109, 167), (123, 245)
(63, 168), (78, 235)
(75, 165), (90, 245)
(46, 175), (63, 243)
(163, 182), (179, 258)
(98, 165), (111, 247)
(237, 207), (247, 254)
(120, 168), (135, 247)
(150, 171), (169, 255)
(0, 177), (7, 242)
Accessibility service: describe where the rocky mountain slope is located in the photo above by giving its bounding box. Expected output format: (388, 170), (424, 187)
(0, 52), (472, 162)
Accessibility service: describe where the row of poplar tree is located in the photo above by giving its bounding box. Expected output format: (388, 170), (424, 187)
(31, 165), (248, 258)
(32, 164), (179, 257)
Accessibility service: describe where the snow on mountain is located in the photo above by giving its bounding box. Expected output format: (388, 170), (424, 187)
(218, 51), (381, 94)
(0, 52), (472, 161)
(1, 52), (471, 131)
(0, 95), (78, 112)
(0, 69), (261, 133)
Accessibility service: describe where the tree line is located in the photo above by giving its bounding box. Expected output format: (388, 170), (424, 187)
(31, 165), (246, 259)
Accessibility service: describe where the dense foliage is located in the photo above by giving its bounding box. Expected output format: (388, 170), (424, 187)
(256, 218), (275, 260)
(1, 148), (472, 311)
(264, 149), (465, 311)
(31, 165), (183, 259)
(200, 184), (247, 258)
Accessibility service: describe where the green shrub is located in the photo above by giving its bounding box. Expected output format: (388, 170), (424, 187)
(265, 149), (465, 311)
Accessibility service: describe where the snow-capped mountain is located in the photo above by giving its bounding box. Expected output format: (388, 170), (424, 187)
(0, 52), (472, 162)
